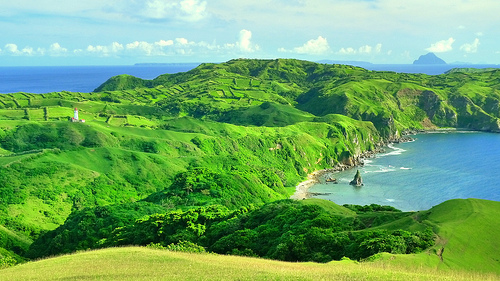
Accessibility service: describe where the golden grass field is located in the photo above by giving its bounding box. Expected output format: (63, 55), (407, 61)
(1, 247), (498, 281)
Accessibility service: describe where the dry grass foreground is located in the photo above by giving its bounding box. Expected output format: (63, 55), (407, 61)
(1, 247), (498, 281)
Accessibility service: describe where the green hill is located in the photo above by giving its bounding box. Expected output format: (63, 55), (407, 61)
(1, 246), (498, 281)
(23, 198), (500, 276)
(424, 199), (500, 273)
(93, 58), (500, 133)
(361, 199), (500, 274)
(3, 199), (500, 279)
(0, 59), (499, 275)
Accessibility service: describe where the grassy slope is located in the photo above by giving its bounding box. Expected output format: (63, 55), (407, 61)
(0, 247), (497, 281)
(370, 199), (500, 274)
(0, 114), (379, 246)
(428, 199), (500, 272)
(14, 199), (500, 280)
(302, 198), (500, 275)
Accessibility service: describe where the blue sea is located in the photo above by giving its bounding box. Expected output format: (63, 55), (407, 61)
(0, 64), (199, 94)
(309, 132), (500, 211)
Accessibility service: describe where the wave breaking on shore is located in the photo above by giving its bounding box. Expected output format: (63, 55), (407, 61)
(290, 136), (415, 200)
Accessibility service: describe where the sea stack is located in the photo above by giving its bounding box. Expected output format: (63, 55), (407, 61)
(349, 170), (363, 186)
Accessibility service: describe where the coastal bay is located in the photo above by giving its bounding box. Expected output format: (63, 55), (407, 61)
(304, 131), (500, 211)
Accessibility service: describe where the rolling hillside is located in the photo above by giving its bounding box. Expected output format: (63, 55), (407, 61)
(0, 59), (499, 276)
(2, 198), (499, 280)
(1, 246), (498, 281)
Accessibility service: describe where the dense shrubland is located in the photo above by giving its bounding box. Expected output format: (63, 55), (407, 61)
(28, 200), (434, 263)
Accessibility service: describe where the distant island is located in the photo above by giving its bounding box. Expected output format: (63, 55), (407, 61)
(413, 53), (447, 65)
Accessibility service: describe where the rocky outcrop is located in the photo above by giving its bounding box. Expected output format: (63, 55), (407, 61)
(349, 169), (363, 186)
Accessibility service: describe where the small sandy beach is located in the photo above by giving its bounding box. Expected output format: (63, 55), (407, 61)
(290, 168), (341, 200)
(289, 145), (391, 200)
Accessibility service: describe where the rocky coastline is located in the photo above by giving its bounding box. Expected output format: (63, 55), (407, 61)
(290, 134), (415, 200)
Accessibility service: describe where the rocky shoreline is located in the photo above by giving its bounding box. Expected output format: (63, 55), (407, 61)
(290, 134), (415, 200)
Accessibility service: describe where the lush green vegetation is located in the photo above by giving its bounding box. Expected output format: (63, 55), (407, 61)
(0, 59), (499, 277)
(28, 200), (434, 263)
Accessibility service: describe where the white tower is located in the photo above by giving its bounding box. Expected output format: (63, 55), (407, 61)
(74, 108), (79, 120)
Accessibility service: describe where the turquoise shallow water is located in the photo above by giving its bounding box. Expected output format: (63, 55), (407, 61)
(309, 132), (500, 211)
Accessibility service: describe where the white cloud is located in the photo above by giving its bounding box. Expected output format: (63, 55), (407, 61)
(3, 43), (40, 56)
(1, 29), (259, 59)
(179, 0), (207, 22)
(143, 0), (176, 19)
(175, 38), (191, 45)
(460, 38), (480, 53)
(126, 41), (156, 55)
(156, 40), (174, 47)
(1, 42), (71, 56)
(279, 36), (330, 55)
(476, 31), (484, 37)
(338, 47), (356, 55)
(337, 43), (382, 55)
(83, 38), (198, 57)
(358, 45), (372, 54)
(48, 43), (68, 56)
(123, 38), (200, 56)
(5, 44), (20, 54)
(111, 42), (125, 52)
(238, 29), (259, 53)
(140, 0), (207, 22)
(21, 46), (34, 56)
(295, 36), (330, 55)
(86, 42), (124, 56)
(426, 37), (455, 53)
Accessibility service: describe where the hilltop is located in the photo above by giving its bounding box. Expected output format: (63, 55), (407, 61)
(0, 59), (500, 275)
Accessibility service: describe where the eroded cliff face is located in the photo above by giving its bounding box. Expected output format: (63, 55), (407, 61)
(419, 90), (458, 127)
(449, 95), (500, 131)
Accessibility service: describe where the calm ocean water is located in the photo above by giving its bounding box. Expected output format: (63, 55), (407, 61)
(0, 64), (199, 94)
(309, 132), (500, 211)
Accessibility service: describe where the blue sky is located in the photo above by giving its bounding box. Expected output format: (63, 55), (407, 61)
(1, 0), (499, 66)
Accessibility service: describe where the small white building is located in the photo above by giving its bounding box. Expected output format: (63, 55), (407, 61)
(71, 108), (85, 122)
